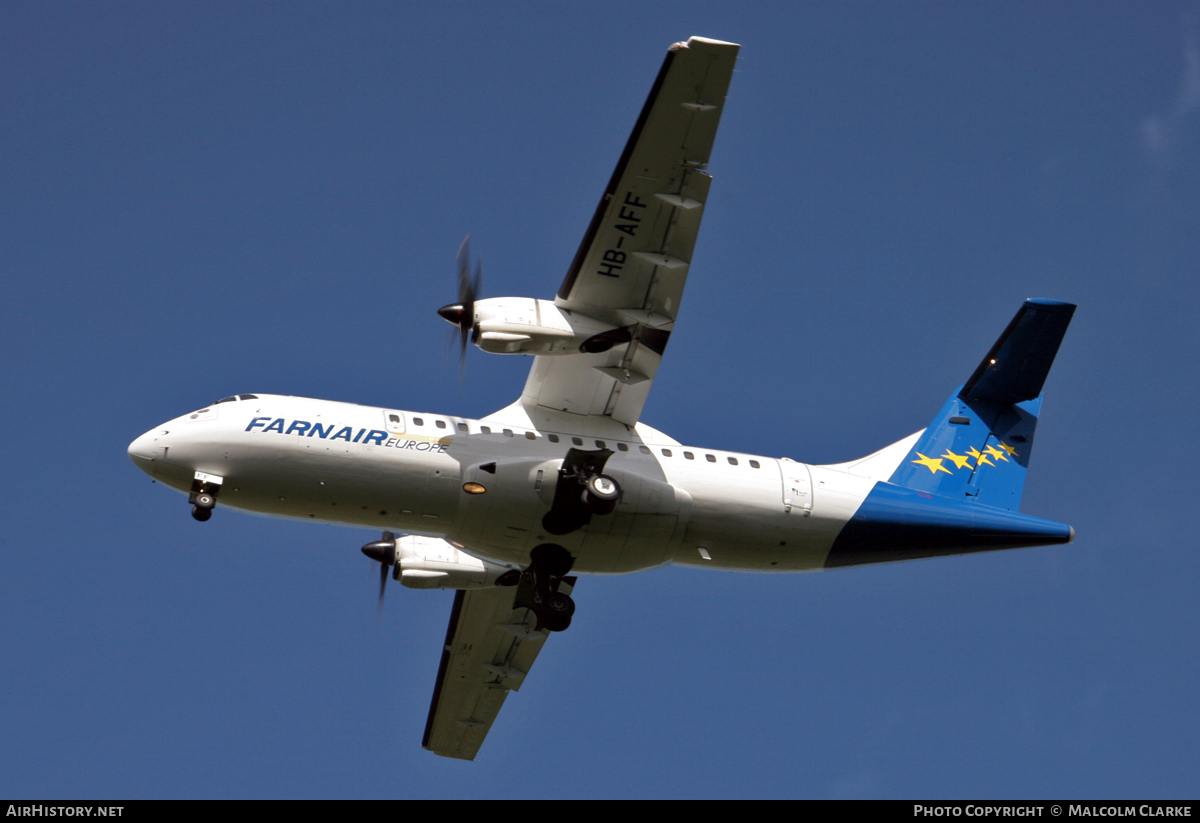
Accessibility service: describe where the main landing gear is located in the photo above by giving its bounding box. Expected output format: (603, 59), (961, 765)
(512, 543), (577, 633)
(542, 448), (623, 535)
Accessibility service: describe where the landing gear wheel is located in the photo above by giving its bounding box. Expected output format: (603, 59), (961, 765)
(545, 591), (575, 619)
(194, 492), (216, 509)
(192, 505), (212, 522)
(541, 612), (572, 633)
(581, 474), (620, 515)
(541, 592), (575, 632)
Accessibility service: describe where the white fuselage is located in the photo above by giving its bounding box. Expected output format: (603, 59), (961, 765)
(128, 394), (880, 574)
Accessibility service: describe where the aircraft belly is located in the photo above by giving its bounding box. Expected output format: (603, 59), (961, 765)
(449, 456), (693, 573)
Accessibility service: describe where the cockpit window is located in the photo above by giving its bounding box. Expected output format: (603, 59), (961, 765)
(215, 396), (238, 404)
(239, 394), (258, 400)
(214, 394), (258, 404)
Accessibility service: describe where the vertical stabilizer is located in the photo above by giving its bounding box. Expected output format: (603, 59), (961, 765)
(886, 299), (1075, 511)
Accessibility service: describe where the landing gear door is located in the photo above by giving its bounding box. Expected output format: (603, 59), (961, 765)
(778, 458), (813, 516)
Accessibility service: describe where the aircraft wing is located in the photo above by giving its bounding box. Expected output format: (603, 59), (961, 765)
(519, 36), (739, 428)
(422, 579), (574, 760)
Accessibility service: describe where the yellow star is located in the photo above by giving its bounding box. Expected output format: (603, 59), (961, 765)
(941, 449), (973, 470)
(984, 445), (1009, 462)
(911, 452), (953, 474)
(998, 441), (1019, 457)
(965, 446), (994, 467)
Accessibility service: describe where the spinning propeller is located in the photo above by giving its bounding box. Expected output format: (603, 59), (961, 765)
(437, 235), (482, 373)
(361, 531), (397, 621)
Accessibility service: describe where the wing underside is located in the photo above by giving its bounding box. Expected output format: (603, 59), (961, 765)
(422, 580), (573, 760)
(519, 37), (739, 428)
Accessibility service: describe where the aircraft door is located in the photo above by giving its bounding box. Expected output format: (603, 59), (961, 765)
(383, 410), (406, 434)
(778, 458), (813, 516)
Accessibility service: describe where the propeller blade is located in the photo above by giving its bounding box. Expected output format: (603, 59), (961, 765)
(456, 235), (473, 305)
(363, 531), (396, 626)
(439, 235), (483, 376)
(376, 561), (387, 624)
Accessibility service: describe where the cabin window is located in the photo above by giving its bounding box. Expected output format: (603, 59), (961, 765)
(435, 420), (446, 429)
(457, 423), (468, 433)
(683, 451), (694, 460)
(727, 457), (738, 465)
(661, 449), (673, 457)
(525, 431), (536, 440)
(503, 429), (514, 437)
(595, 440), (606, 449)
(548, 434), (559, 443)
(616, 442), (627, 451)
(749, 460), (760, 469)
(572, 437), (583, 446)
(481, 426), (491, 434)
(706, 454), (716, 463)
(413, 417), (424, 426)
(639, 446), (651, 454)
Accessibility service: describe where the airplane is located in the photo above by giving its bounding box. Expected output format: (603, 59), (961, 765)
(127, 36), (1077, 761)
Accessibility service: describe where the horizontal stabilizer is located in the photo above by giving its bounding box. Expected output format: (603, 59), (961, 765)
(826, 482), (1073, 568)
(961, 299), (1076, 407)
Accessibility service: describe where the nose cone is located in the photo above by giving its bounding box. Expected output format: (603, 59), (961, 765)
(128, 429), (158, 476)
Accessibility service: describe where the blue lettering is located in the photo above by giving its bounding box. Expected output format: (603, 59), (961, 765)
(286, 420), (311, 436)
(363, 430), (387, 445)
(384, 438), (397, 448)
(403, 440), (417, 450)
(309, 423), (333, 439)
(329, 426), (353, 442)
(353, 429), (366, 443)
(415, 441), (429, 451)
(263, 418), (286, 434)
(246, 417), (271, 432)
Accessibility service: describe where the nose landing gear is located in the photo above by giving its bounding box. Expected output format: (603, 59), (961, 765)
(189, 473), (222, 521)
(514, 543), (577, 633)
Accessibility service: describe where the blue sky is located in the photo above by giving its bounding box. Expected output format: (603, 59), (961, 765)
(3, 1), (1199, 798)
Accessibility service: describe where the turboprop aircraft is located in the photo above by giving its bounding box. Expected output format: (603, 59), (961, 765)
(127, 36), (1077, 760)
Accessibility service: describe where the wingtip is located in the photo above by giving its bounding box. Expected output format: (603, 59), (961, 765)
(672, 36), (741, 52)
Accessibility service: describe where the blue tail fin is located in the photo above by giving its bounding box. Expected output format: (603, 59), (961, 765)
(887, 299), (1075, 510)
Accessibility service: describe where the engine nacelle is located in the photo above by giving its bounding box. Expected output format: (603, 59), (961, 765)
(472, 297), (614, 355)
(391, 534), (516, 589)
